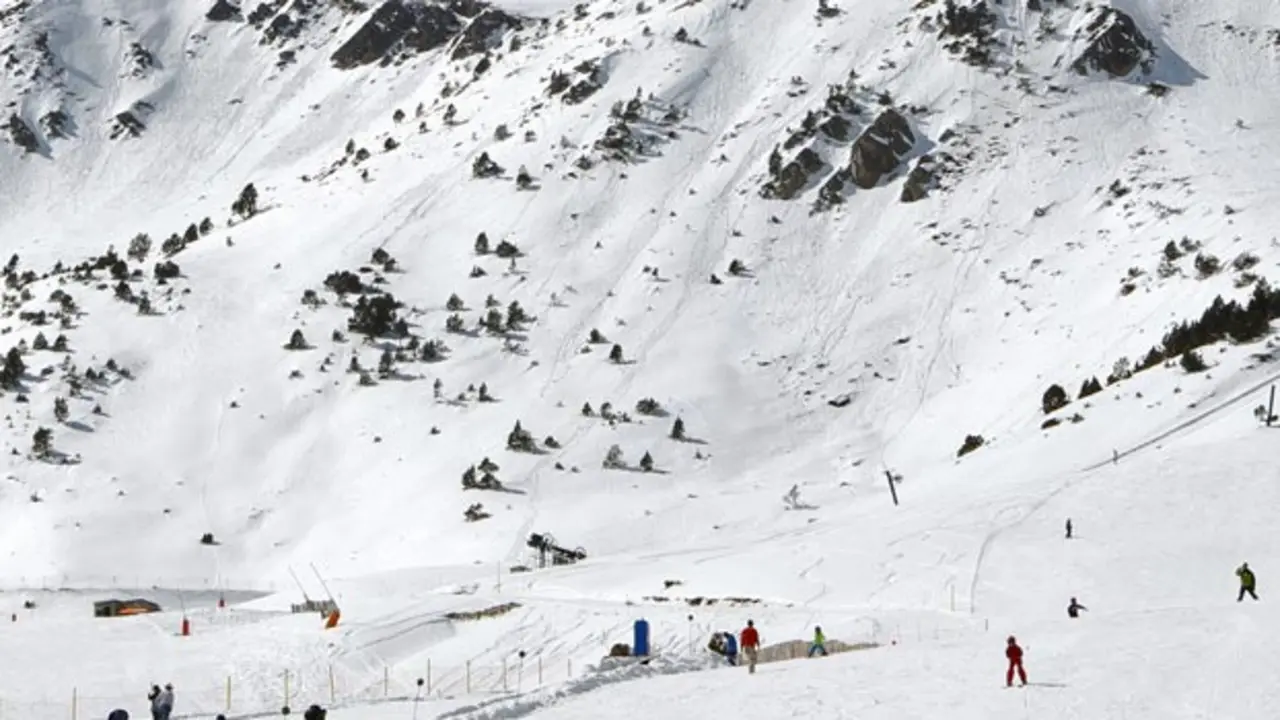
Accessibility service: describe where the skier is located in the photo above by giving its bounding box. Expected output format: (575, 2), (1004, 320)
(808, 625), (827, 657)
(1237, 562), (1259, 601)
(156, 683), (174, 720)
(739, 619), (760, 674)
(1064, 518), (1073, 539)
(723, 630), (739, 666)
(1067, 597), (1087, 618)
(1005, 636), (1027, 687)
(146, 685), (162, 720)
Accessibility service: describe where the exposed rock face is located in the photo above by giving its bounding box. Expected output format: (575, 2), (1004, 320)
(450, 7), (521, 60)
(900, 155), (937, 203)
(205, 0), (243, 22)
(6, 114), (41, 154)
(40, 109), (71, 139)
(762, 147), (823, 200)
(108, 101), (154, 140)
(1070, 8), (1155, 78)
(849, 109), (914, 189)
(331, 0), (463, 69)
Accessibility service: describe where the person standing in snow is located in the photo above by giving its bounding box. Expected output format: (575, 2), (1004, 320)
(1067, 597), (1087, 618)
(146, 685), (161, 720)
(740, 620), (760, 674)
(156, 683), (174, 720)
(1237, 563), (1259, 601)
(1005, 636), (1027, 687)
(1064, 518), (1073, 539)
(808, 626), (827, 657)
(723, 631), (739, 666)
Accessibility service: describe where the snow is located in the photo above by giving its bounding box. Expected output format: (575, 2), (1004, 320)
(0, 0), (1279, 717)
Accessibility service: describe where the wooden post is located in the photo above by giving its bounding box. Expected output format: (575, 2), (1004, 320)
(284, 669), (290, 707)
(466, 660), (471, 693)
(384, 665), (390, 697)
(1268, 385), (1275, 426)
(226, 676), (232, 711)
(884, 469), (899, 506)
(427, 659), (432, 695)
(503, 657), (508, 692)
(537, 656), (543, 685)
(567, 658), (572, 679)
(329, 665), (336, 704)
(70, 687), (77, 720)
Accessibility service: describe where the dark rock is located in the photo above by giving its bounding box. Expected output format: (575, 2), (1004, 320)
(762, 147), (823, 200)
(39, 109), (71, 139)
(247, 0), (285, 28)
(937, 0), (997, 67)
(450, 8), (521, 60)
(818, 115), (852, 142)
(109, 101), (154, 140)
(849, 108), (914, 189)
(5, 114), (40, 154)
(900, 154), (936, 203)
(206, 0), (243, 22)
(1070, 7), (1155, 78)
(331, 0), (461, 69)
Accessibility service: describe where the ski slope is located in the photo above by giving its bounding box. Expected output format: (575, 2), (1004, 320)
(0, 0), (1278, 717)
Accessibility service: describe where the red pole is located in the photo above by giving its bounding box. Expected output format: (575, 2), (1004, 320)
(181, 617), (191, 636)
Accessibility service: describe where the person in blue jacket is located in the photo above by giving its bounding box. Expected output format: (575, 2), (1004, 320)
(723, 630), (739, 666)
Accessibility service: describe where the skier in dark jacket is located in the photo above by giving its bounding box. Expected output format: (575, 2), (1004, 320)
(146, 686), (161, 720)
(1067, 597), (1087, 618)
(1005, 636), (1027, 687)
(1237, 563), (1258, 601)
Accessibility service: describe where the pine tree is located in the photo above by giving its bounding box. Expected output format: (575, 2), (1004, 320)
(286, 329), (308, 350)
(639, 451), (654, 472)
(609, 344), (624, 363)
(670, 416), (686, 440)
(53, 397), (68, 423)
(32, 427), (52, 458)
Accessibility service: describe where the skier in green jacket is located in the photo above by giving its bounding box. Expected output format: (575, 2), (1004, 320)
(808, 626), (827, 657)
(1237, 563), (1258, 601)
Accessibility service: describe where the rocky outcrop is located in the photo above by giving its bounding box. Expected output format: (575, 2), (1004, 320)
(39, 109), (71, 139)
(108, 101), (154, 140)
(5, 114), (41, 154)
(900, 155), (937, 203)
(1070, 8), (1155, 78)
(331, 0), (463, 69)
(761, 147), (823, 200)
(450, 7), (521, 60)
(849, 108), (914, 189)
(205, 0), (243, 22)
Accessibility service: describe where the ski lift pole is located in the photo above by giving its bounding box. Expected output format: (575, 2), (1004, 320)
(288, 566), (313, 603)
(884, 468), (899, 507)
(310, 563), (338, 608)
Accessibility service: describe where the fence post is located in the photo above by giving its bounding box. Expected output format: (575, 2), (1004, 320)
(537, 657), (542, 685)
(225, 676), (232, 711)
(502, 657), (508, 692)
(329, 665), (336, 704)
(284, 669), (290, 707)
(384, 665), (390, 698)
(466, 660), (471, 694)
(567, 658), (572, 679)
(70, 687), (77, 720)
(426, 659), (432, 695)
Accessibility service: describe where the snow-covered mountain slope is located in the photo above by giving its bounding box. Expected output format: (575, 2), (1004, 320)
(2, 0), (1280, 712)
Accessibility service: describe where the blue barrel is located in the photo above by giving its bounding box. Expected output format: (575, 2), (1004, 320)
(633, 618), (650, 656)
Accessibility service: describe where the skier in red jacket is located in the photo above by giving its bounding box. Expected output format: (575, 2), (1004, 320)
(1005, 636), (1027, 687)
(739, 620), (760, 674)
